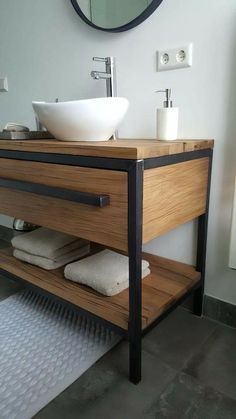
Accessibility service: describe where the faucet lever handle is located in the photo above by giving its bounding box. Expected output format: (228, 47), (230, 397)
(93, 57), (108, 63)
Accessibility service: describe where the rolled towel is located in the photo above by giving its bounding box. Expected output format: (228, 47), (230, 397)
(11, 227), (88, 259)
(13, 244), (90, 270)
(64, 249), (150, 296)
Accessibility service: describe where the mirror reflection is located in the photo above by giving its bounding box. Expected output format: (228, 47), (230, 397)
(78, 0), (153, 29)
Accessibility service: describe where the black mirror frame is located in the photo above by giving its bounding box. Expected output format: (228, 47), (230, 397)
(71, 0), (163, 33)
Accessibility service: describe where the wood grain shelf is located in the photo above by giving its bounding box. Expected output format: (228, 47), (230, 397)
(0, 139), (214, 159)
(0, 248), (201, 331)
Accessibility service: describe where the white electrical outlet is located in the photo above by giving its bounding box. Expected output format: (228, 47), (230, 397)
(157, 44), (193, 72)
(0, 77), (8, 92)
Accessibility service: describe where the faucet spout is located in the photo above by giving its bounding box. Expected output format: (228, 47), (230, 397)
(91, 71), (111, 80)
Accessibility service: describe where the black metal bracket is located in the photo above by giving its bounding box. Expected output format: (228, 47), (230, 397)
(0, 178), (110, 207)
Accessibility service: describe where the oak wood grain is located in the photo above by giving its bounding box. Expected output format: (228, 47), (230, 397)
(0, 139), (214, 159)
(143, 157), (209, 242)
(0, 247), (201, 330)
(0, 158), (127, 194)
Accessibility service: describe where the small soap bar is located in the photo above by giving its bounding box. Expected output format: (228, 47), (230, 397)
(0, 131), (54, 140)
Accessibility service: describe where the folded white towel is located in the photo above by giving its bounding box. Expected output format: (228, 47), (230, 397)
(11, 227), (88, 259)
(64, 249), (150, 296)
(13, 244), (90, 270)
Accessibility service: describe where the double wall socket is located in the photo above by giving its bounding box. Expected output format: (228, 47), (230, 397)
(157, 44), (193, 72)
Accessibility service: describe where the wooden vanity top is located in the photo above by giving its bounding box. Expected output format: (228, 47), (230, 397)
(0, 138), (214, 160)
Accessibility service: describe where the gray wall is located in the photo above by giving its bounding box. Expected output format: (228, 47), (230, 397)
(0, 0), (236, 304)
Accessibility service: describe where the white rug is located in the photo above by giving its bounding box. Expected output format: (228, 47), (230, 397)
(0, 289), (120, 419)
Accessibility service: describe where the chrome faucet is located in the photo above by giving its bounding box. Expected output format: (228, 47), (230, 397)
(91, 56), (117, 98)
(91, 56), (118, 139)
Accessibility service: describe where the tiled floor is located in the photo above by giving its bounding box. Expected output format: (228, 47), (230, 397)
(0, 231), (236, 418)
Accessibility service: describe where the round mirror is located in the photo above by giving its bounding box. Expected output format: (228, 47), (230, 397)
(71, 0), (164, 32)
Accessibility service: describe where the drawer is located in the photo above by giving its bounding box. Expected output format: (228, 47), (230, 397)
(0, 158), (128, 251)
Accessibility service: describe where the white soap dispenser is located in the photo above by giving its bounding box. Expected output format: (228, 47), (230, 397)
(155, 89), (179, 141)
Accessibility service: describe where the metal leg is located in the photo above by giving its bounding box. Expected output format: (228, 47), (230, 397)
(194, 150), (213, 316)
(194, 214), (207, 315)
(128, 160), (144, 384)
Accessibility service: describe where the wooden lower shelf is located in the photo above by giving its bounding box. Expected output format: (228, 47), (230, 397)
(0, 248), (201, 331)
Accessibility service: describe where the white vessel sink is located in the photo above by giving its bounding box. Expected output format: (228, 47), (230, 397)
(32, 97), (129, 142)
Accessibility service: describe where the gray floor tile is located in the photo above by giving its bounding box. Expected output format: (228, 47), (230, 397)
(35, 342), (176, 419)
(0, 226), (14, 242)
(184, 325), (236, 401)
(144, 372), (236, 419)
(143, 307), (217, 370)
(0, 275), (23, 301)
(0, 235), (22, 301)
(204, 295), (236, 328)
(0, 239), (8, 249)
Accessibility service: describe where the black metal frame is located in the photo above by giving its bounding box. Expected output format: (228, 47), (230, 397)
(0, 147), (213, 384)
(0, 148), (210, 171)
(71, 0), (164, 33)
(194, 149), (213, 316)
(128, 160), (143, 384)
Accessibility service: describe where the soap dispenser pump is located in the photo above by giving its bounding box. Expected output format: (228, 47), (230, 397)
(155, 88), (179, 141)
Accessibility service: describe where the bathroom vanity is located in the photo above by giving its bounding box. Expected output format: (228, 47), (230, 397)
(0, 138), (213, 383)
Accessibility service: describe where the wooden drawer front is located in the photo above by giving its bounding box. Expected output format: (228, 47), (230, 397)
(0, 159), (128, 251)
(143, 157), (209, 243)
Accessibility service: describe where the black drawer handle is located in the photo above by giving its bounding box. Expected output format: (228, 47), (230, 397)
(0, 178), (110, 207)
